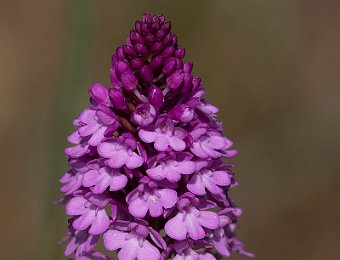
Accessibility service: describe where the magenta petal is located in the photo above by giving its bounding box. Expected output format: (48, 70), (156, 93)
(165, 213), (187, 240)
(213, 228), (231, 257)
(65, 196), (87, 215)
(82, 170), (98, 187)
(88, 126), (106, 146)
(136, 240), (161, 260)
(176, 161), (196, 175)
(103, 229), (127, 251)
(147, 197), (163, 217)
(146, 165), (165, 180)
(89, 209), (110, 235)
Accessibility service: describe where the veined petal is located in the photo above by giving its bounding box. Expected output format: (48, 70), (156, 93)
(165, 213), (187, 240)
(104, 229), (127, 251)
(66, 196), (87, 215)
(89, 209), (110, 235)
(139, 129), (157, 143)
(136, 240), (161, 260)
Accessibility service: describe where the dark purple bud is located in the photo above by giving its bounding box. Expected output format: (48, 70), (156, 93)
(130, 58), (145, 70)
(145, 33), (155, 44)
(150, 22), (160, 33)
(89, 83), (110, 106)
(123, 45), (136, 57)
(151, 42), (164, 54)
(116, 47), (125, 59)
(175, 48), (185, 59)
(116, 60), (130, 74)
(141, 23), (149, 33)
(131, 103), (157, 126)
(135, 43), (149, 56)
(162, 46), (175, 59)
(162, 33), (172, 46)
(139, 65), (153, 84)
(131, 31), (144, 44)
(162, 21), (171, 32)
(167, 71), (184, 90)
(172, 35), (178, 45)
(182, 73), (193, 92)
(135, 21), (142, 33)
(121, 71), (138, 91)
(169, 104), (194, 123)
(183, 62), (193, 73)
(109, 89), (127, 109)
(110, 66), (121, 87)
(148, 86), (164, 108)
(155, 30), (165, 40)
(162, 58), (176, 75)
(192, 76), (201, 92)
(175, 59), (183, 70)
(150, 56), (164, 70)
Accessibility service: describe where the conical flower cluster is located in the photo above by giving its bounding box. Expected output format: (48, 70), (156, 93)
(60, 13), (252, 260)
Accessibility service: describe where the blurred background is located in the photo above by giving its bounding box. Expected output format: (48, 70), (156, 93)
(1, 0), (339, 259)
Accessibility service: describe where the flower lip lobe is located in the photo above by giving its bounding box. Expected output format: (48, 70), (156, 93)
(60, 13), (251, 259)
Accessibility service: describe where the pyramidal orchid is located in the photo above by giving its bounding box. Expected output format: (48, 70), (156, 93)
(59, 13), (253, 259)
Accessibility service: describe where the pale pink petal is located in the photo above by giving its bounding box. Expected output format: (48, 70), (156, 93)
(154, 135), (169, 151)
(211, 171), (231, 186)
(158, 189), (178, 209)
(198, 211), (219, 230)
(98, 142), (115, 158)
(190, 142), (208, 158)
(72, 210), (96, 230)
(165, 213), (187, 240)
(109, 172), (128, 191)
(139, 129), (157, 143)
(107, 152), (127, 168)
(88, 126), (106, 146)
(82, 170), (99, 187)
(103, 229), (127, 251)
(202, 176), (223, 194)
(118, 239), (138, 260)
(128, 198), (148, 218)
(146, 165), (165, 180)
(126, 152), (143, 169)
(176, 161), (196, 175)
(89, 209), (110, 235)
(136, 240), (161, 260)
(65, 196), (87, 215)
(199, 252), (217, 260)
(186, 214), (205, 240)
(147, 196), (163, 217)
(187, 174), (206, 195)
(168, 136), (186, 151)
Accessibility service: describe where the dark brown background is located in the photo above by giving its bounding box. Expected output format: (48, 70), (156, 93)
(1, 1), (339, 259)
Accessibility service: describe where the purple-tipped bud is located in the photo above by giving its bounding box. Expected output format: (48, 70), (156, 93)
(131, 103), (156, 126)
(148, 86), (164, 108)
(167, 70), (184, 90)
(162, 33), (172, 46)
(121, 71), (138, 91)
(116, 60), (129, 74)
(150, 56), (164, 70)
(139, 65), (153, 84)
(145, 33), (155, 44)
(182, 73), (193, 92)
(109, 89), (127, 110)
(130, 31), (144, 44)
(162, 58), (176, 75)
(161, 21), (171, 32)
(89, 83), (110, 106)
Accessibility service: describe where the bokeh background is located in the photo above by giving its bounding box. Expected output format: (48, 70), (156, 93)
(1, 0), (339, 259)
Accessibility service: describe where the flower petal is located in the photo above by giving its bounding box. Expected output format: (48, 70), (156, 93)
(118, 239), (139, 260)
(198, 211), (219, 230)
(187, 174), (206, 195)
(89, 209), (110, 235)
(165, 213), (187, 240)
(103, 229), (127, 251)
(128, 197), (148, 218)
(158, 189), (178, 209)
(136, 240), (161, 260)
(139, 129), (157, 143)
(65, 196), (87, 215)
